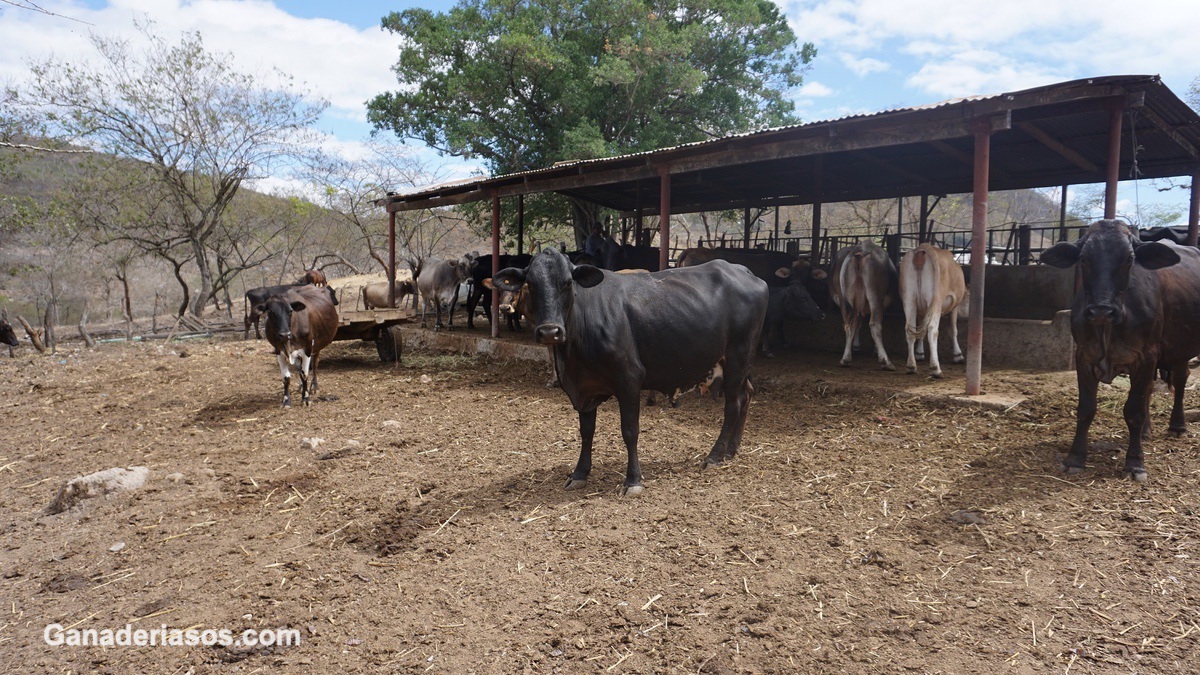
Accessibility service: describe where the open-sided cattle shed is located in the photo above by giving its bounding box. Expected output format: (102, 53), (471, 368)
(378, 74), (1200, 395)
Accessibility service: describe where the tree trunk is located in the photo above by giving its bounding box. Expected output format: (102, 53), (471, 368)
(189, 237), (214, 317)
(171, 261), (191, 317)
(16, 315), (46, 353)
(570, 198), (601, 250)
(78, 300), (96, 348)
(43, 301), (56, 355)
(117, 268), (134, 340)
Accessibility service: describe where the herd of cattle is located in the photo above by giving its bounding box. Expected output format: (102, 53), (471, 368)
(226, 219), (1200, 489)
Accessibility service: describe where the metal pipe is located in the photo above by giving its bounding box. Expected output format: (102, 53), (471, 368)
(517, 194), (525, 256)
(1189, 169), (1200, 247)
(810, 155), (824, 262)
(658, 165), (671, 270)
(743, 206), (751, 249)
(388, 210), (396, 308)
(1105, 102), (1123, 219)
(491, 192), (501, 339)
(1059, 184), (1069, 242)
(919, 194), (928, 244)
(966, 119), (991, 396)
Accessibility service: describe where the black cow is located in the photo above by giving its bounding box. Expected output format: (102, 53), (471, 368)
(465, 254), (532, 329)
(1, 317), (18, 354)
(1041, 219), (1200, 481)
(598, 238), (661, 272)
(493, 248), (768, 495)
(761, 267), (825, 358)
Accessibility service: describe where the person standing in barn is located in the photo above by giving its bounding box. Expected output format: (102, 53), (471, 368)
(585, 222), (605, 259)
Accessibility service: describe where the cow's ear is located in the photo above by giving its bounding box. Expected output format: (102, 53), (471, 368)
(810, 268), (828, 280)
(482, 278), (495, 289)
(1040, 242), (1081, 268)
(290, 301), (307, 312)
(492, 267), (526, 292)
(572, 264), (605, 288)
(775, 267), (792, 279)
(254, 303), (267, 314)
(1134, 241), (1182, 270)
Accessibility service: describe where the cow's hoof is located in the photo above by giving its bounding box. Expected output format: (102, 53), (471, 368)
(620, 484), (644, 497)
(1062, 464), (1085, 475)
(906, 366), (917, 374)
(1124, 469), (1148, 483)
(1168, 425), (1186, 437)
(952, 355), (966, 364)
(880, 362), (895, 371)
(703, 457), (724, 469)
(838, 360), (851, 368)
(564, 478), (588, 491)
(929, 370), (943, 380)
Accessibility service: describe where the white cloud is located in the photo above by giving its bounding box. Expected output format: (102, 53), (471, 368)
(837, 52), (889, 76)
(0, 0), (398, 125)
(798, 81), (835, 98)
(906, 50), (1067, 98)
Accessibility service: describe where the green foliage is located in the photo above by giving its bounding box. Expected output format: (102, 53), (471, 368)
(368, 0), (813, 178)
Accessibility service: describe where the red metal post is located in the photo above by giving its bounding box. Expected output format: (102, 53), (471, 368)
(1189, 169), (1200, 247)
(966, 119), (991, 396)
(491, 192), (501, 339)
(388, 209), (396, 308)
(1104, 102), (1123, 219)
(658, 165), (671, 270)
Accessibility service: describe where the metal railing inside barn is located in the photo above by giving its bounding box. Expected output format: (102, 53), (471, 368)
(669, 219), (1088, 268)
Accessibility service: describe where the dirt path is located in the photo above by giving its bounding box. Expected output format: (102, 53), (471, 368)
(2, 338), (1198, 673)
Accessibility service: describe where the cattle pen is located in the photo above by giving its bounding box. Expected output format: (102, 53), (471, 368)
(377, 74), (1200, 396)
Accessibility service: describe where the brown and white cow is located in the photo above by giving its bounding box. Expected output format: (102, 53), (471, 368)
(259, 284), (339, 407)
(830, 240), (896, 370)
(898, 243), (969, 378)
(1041, 219), (1200, 481)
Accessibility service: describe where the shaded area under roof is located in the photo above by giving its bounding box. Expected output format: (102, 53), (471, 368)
(380, 75), (1200, 216)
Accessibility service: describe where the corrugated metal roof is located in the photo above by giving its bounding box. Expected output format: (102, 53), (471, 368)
(380, 74), (1200, 211)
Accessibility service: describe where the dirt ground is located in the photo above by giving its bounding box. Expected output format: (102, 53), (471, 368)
(2, 327), (1199, 674)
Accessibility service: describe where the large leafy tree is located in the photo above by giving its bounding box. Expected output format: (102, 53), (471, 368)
(368, 0), (814, 244)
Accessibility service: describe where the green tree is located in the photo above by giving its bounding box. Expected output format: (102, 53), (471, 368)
(367, 0), (814, 245)
(12, 21), (327, 316)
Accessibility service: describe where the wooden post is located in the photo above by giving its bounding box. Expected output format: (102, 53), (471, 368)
(635, 181), (644, 247)
(743, 206), (751, 249)
(774, 207), (780, 250)
(810, 155), (824, 263)
(491, 192), (501, 339)
(658, 165), (671, 271)
(1105, 102), (1123, 219)
(1189, 169), (1199, 247)
(388, 210), (397, 308)
(966, 119), (992, 396)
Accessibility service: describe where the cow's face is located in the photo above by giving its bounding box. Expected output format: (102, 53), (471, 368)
(261, 295), (305, 344)
(0, 319), (18, 347)
(493, 248), (602, 345)
(776, 281), (825, 322)
(1042, 219), (1180, 325)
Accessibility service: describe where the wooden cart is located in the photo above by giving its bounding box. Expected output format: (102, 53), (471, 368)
(332, 307), (410, 363)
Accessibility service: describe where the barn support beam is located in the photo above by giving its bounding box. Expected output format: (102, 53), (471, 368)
(966, 119), (993, 396)
(388, 210), (397, 308)
(774, 207), (780, 250)
(1059, 184), (1069, 241)
(810, 155), (823, 263)
(659, 165), (671, 271)
(743, 206), (751, 249)
(635, 181), (644, 246)
(1104, 102), (1124, 219)
(918, 194), (929, 244)
(491, 192), (501, 339)
(1189, 169), (1200, 247)
(517, 194), (525, 256)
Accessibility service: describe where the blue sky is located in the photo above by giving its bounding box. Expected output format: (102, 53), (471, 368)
(3, 0), (1198, 223)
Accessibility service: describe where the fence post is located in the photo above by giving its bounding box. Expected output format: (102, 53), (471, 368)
(1017, 225), (1032, 265)
(885, 233), (901, 267)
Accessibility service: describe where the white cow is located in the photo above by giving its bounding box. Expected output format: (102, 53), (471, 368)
(898, 243), (969, 378)
(830, 240), (896, 370)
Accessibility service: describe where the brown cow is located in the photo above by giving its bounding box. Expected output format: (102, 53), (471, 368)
(259, 285), (339, 407)
(830, 240), (896, 370)
(300, 269), (327, 286)
(1041, 219), (1200, 481)
(898, 243), (969, 378)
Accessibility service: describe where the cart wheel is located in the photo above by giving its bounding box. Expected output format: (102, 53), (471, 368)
(376, 325), (403, 363)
